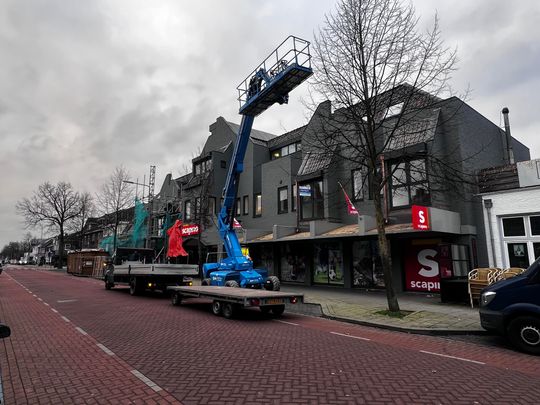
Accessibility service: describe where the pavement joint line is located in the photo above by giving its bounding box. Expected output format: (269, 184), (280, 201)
(75, 327), (88, 336)
(61, 316), (70, 323)
(131, 370), (163, 392)
(51, 308), (58, 313)
(273, 320), (299, 326)
(419, 350), (486, 365)
(96, 343), (115, 356)
(330, 331), (371, 341)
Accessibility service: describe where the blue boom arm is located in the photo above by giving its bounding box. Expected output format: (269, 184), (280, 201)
(204, 36), (313, 282)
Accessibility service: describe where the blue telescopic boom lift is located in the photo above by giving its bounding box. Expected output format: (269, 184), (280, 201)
(202, 36), (313, 290)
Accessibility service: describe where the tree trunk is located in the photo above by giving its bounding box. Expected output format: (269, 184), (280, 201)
(57, 227), (64, 269)
(373, 182), (400, 313)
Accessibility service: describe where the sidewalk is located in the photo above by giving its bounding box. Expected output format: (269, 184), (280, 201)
(282, 285), (484, 334)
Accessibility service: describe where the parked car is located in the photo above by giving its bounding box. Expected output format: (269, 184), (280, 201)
(0, 261), (2, 274)
(0, 324), (10, 339)
(480, 257), (540, 354)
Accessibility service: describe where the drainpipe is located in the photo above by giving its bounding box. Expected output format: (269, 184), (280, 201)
(483, 199), (497, 267)
(502, 107), (515, 164)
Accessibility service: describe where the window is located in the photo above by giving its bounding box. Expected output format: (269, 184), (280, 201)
(235, 198), (241, 216)
(300, 179), (324, 220)
(220, 160), (226, 169)
(352, 169), (368, 201)
(243, 196), (249, 215)
(195, 197), (201, 219)
(503, 217), (526, 237)
(292, 183), (297, 212)
(313, 243), (343, 285)
(270, 142), (301, 160)
(208, 197), (216, 215)
(278, 186), (288, 214)
(530, 216), (540, 236)
(194, 158), (212, 176)
(390, 159), (429, 208)
(184, 200), (191, 221)
(254, 193), (262, 217)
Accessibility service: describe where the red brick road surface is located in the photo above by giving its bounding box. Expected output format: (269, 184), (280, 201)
(2, 266), (540, 404)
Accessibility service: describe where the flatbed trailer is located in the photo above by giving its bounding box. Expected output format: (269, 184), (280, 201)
(105, 263), (199, 296)
(167, 285), (303, 319)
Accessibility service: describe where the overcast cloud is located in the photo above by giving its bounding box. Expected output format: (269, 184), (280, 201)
(1, 0), (539, 248)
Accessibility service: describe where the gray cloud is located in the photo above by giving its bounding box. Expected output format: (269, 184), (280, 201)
(1, 0), (538, 247)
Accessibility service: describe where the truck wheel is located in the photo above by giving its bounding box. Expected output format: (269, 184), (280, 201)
(508, 316), (540, 354)
(105, 281), (113, 290)
(171, 293), (182, 306)
(222, 303), (236, 319)
(265, 276), (280, 291)
(271, 305), (285, 316)
(129, 278), (142, 296)
(212, 300), (222, 316)
(225, 280), (239, 288)
(202, 278), (211, 286)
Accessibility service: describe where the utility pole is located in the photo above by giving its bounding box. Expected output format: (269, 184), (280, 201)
(147, 165), (156, 249)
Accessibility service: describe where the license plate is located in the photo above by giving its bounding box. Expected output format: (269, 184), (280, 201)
(266, 298), (284, 305)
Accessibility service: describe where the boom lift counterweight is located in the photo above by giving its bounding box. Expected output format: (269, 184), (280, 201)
(202, 36), (312, 289)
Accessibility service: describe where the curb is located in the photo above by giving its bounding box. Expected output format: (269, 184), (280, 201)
(288, 301), (488, 336)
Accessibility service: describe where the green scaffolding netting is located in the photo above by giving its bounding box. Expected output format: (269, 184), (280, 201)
(99, 199), (148, 254)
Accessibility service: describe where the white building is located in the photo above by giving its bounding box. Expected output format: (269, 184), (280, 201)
(481, 159), (540, 269)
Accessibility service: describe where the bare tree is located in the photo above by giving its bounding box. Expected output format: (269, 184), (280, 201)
(68, 192), (95, 250)
(96, 166), (134, 253)
(309, 0), (460, 312)
(16, 182), (81, 268)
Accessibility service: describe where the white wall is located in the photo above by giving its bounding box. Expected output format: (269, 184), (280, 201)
(482, 186), (540, 268)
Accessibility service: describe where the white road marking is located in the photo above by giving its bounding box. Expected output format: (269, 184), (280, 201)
(419, 350), (485, 365)
(131, 370), (163, 392)
(96, 343), (115, 356)
(75, 327), (88, 336)
(330, 331), (371, 341)
(61, 316), (70, 323)
(273, 320), (299, 326)
(44, 302), (49, 306)
(51, 308), (58, 313)
(37, 298), (42, 301)
(57, 299), (77, 303)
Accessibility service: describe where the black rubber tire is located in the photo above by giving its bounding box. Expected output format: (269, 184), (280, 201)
(201, 278), (211, 286)
(222, 303), (236, 319)
(212, 300), (222, 316)
(271, 305), (285, 316)
(265, 276), (281, 291)
(260, 306), (271, 314)
(508, 316), (540, 355)
(105, 281), (113, 290)
(129, 278), (138, 296)
(171, 292), (182, 306)
(225, 280), (239, 288)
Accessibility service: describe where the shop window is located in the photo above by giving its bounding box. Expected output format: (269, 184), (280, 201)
(254, 193), (262, 217)
(390, 159), (430, 208)
(450, 244), (470, 277)
(184, 200), (191, 221)
(292, 183), (297, 212)
(530, 216), (540, 236)
(352, 240), (384, 288)
(280, 244), (308, 283)
(507, 243), (529, 268)
(314, 243), (343, 285)
(502, 217), (525, 237)
(300, 179), (324, 220)
(243, 195), (249, 215)
(278, 186), (288, 214)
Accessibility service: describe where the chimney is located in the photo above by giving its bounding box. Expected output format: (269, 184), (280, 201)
(502, 107), (515, 164)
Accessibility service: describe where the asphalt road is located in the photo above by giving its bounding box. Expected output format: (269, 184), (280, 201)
(1, 266), (539, 404)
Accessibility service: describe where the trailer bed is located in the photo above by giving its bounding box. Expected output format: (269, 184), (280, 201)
(168, 285), (303, 318)
(112, 263), (199, 276)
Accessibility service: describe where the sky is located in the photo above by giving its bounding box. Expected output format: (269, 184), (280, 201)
(1, 0), (539, 248)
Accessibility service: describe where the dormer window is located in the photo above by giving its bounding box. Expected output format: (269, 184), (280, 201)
(270, 141), (302, 160)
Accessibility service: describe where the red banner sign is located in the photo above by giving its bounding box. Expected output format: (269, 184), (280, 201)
(181, 224), (200, 236)
(405, 244), (440, 292)
(412, 205), (430, 230)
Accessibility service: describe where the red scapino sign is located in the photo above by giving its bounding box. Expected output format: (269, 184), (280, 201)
(405, 244), (440, 292)
(412, 205), (430, 230)
(181, 224), (200, 236)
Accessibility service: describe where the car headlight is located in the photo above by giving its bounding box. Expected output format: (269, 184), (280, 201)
(481, 291), (496, 307)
